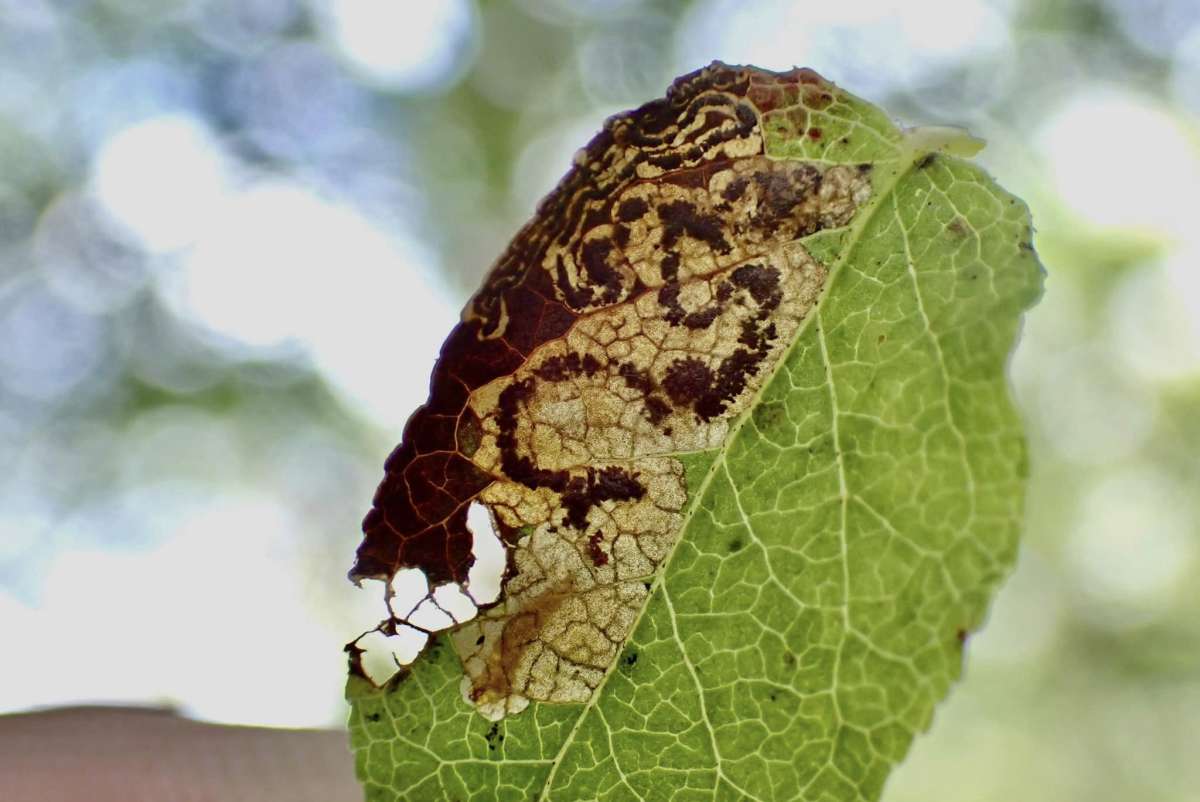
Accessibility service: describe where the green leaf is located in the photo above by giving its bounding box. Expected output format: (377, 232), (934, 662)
(347, 62), (1043, 801)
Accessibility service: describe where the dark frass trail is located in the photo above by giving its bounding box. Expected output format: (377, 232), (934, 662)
(345, 62), (1043, 802)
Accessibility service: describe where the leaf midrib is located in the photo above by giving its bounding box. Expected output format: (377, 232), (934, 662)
(533, 132), (941, 801)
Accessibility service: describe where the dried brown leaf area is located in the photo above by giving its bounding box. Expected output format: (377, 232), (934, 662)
(349, 64), (872, 720)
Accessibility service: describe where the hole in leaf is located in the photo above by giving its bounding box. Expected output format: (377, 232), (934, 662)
(432, 583), (478, 623)
(356, 625), (427, 684)
(466, 500), (504, 605)
(386, 567), (429, 620)
(408, 595), (457, 631)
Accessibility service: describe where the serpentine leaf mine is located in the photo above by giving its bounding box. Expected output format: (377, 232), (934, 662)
(347, 62), (1043, 802)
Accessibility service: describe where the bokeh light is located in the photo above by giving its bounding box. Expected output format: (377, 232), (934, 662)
(312, 0), (478, 91)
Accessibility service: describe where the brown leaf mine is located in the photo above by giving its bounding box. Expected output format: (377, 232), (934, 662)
(348, 62), (872, 719)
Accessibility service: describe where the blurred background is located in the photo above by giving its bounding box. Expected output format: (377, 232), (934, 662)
(0, 0), (1197, 799)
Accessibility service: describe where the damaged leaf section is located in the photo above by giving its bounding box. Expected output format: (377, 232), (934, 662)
(348, 63), (872, 717)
